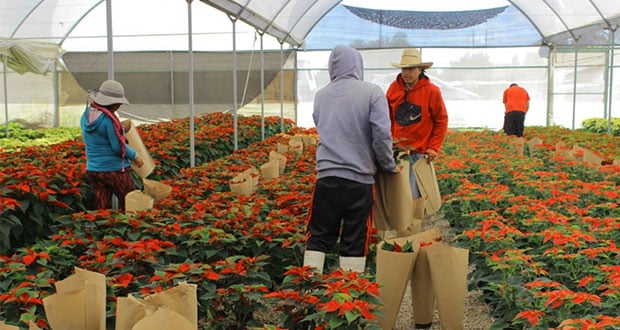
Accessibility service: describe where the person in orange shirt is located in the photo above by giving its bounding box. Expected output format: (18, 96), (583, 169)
(386, 48), (449, 200)
(502, 83), (530, 137)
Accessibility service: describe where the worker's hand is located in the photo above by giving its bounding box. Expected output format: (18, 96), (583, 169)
(425, 150), (438, 163)
(133, 156), (144, 168)
(392, 165), (402, 174)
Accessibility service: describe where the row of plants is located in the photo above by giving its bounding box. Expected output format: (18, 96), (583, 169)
(0, 113), (293, 254)
(1, 121), (389, 329)
(581, 117), (620, 136)
(1, 119), (619, 329)
(437, 128), (620, 329)
(0, 123), (82, 153)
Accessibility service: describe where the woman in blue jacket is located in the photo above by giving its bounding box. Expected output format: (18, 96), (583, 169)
(81, 80), (144, 211)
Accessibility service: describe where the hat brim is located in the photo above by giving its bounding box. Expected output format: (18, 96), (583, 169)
(391, 62), (433, 69)
(92, 92), (130, 106)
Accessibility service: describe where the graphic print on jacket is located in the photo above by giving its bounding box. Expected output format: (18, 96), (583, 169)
(395, 100), (422, 126)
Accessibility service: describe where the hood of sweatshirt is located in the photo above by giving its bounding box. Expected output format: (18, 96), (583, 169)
(328, 45), (363, 82)
(81, 107), (105, 133)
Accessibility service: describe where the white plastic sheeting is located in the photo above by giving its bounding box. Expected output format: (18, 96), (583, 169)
(0, 38), (64, 75)
(0, 0), (619, 49)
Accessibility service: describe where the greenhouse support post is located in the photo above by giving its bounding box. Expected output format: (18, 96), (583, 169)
(231, 17), (239, 150)
(3, 56), (7, 137)
(260, 31), (265, 141)
(571, 45), (578, 130)
(607, 28), (616, 135)
(187, 0), (196, 168)
(53, 61), (59, 127)
(279, 41), (284, 132)
(546, 44), (555, 127)
(106, 0), (114, 79)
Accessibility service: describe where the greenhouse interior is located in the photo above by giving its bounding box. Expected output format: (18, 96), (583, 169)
(2, 1), (620, 330)
(1, 0), (619, 132)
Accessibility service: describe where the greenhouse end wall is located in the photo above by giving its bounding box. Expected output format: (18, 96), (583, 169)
(2, 46), (618, 131)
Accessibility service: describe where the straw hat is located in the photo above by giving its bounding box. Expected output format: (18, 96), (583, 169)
(391, 48), (433, 69)
(91, 80), (130, 106)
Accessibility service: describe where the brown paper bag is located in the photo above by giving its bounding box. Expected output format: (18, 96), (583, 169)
(295, 134), (317, 146)
(229, 172), (253, 196)
(427, 243), (469, 330)
(42, 267), (106, 330)
(143, 179), (172, 201)
(527, 137), (543, 157)
(276, 142), (289, 154)
(376, 237), (420, 330)
(373, 160), (414, 232)
(116, 282), (197, 330)
(243, 167), (260, 192)
(269, 151), (287, 175)
(511, 136), (525, 155)
(409, 228), (441, 326)
(260, 160), (280, 180)
(288, 139), (304, 156)
(125, 190), (155, 212)
(583, 149), (604, 165)
(122, 119), (155, 178)
(413, 158), (442, 216)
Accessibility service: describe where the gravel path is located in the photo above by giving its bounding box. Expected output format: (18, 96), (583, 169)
(390, 212), (495, 330)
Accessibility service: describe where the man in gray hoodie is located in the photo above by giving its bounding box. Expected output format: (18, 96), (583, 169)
(303, 45), (399, 273)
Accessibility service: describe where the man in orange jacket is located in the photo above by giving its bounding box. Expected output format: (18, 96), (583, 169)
(502, 83), (530, 137)
(386, 48), (449, 200)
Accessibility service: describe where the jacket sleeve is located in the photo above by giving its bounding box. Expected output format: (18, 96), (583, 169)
(105, 120), (137, 160)
(427, 87), (449, 153)
(369, 87), (397, 173)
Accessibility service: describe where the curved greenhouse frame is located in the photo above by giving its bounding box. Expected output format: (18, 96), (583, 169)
(2, 0), (619, 145)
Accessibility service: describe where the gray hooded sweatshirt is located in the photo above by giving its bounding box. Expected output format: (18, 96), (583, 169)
(313, 45), (397, 184)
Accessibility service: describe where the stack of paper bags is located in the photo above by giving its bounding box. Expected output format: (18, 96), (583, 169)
(376, 235), (420, 329)
(373, 159), (416, 235)
(42, 267), (106, 330)
(116, 282), (197, 330)
(413, 157), (442, 216)
(410, 228), (469, 329)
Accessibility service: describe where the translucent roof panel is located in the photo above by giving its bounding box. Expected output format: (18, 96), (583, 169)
(510, 0), (620, 45)
(200, 0), (341, 47)
(1, 0), (619, 51)
(305, 3), (540, 48)
(0, 0), (101, 41)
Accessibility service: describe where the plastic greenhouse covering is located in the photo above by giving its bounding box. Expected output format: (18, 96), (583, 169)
(1, 0), (620, 136)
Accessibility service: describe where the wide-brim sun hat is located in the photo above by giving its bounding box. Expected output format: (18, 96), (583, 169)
(91, 79), (130, 106)
(391, 48), (433, 69)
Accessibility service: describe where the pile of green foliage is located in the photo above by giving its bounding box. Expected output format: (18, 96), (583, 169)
(0, 123), (82, 152)
(581, 117), (620, 136)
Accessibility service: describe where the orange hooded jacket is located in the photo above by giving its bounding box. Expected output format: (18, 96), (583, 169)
(386, 74), (449, 154)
